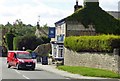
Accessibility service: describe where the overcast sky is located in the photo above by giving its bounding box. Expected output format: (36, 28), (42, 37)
(0, 0), (119, 26)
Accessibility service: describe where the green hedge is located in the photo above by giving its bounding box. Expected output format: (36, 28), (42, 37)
(64, 35), (120, 52)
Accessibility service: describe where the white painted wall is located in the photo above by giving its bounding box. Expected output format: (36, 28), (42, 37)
(51, 43), (57, 58)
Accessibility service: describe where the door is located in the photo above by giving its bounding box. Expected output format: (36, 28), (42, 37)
(12, 53), (17, 66)
(8, 52), (14, 65)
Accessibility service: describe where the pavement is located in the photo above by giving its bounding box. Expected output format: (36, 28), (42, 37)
(36, 63), (120, 80)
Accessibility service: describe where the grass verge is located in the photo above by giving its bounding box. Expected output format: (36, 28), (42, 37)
(57, 66), (120, 78)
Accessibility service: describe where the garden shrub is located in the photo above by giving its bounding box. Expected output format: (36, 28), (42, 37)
(64, 35), (120, 52)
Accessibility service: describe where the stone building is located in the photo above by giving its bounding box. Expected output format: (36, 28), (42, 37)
(35, 22), (48, 38)
(51, 0), (120, 59)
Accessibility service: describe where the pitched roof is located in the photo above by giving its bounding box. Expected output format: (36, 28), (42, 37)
(107, 11), (120, 19)
(55, 18), (66, 26)
(66, 2), (120, 34)
(55, 2), (120, 34)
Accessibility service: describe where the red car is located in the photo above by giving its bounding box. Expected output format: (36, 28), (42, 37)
(7, 51), (36, 70)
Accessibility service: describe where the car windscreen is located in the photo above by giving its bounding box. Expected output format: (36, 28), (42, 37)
(16, 53), (32, 59)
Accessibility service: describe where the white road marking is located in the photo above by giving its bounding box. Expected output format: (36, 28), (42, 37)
(15, 70), (21, 74)
(22, 75), (30, 79)
(66, 78), (70, 79)
(13, 69), (30, 79)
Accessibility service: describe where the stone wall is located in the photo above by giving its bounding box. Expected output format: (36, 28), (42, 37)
(67, 30), (96, 36)
(34, 43), (51, 56)
(64, 48), (120, 73)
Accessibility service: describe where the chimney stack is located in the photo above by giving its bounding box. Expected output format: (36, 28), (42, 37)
(84, 0), (99, 2)
(76, 0), (78, 5)
(84, 0), (99, 7)
(74, 0), (82, 12)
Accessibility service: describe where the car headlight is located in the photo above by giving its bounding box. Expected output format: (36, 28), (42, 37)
(32, 59), (36, 63)
(18, 59), (24, 63)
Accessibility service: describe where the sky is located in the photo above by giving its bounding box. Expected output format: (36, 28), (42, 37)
(0, 0), (119, 27)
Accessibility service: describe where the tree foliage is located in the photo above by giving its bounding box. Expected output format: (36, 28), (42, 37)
(1, 19), (49, 52)
(5, 32), (15, 50)
(14, 35), (50, 51)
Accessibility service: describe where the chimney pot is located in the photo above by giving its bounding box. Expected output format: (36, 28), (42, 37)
(74, 0), (82, 12)
(84, 0), (99, 2)
(84, 0), (99, 7)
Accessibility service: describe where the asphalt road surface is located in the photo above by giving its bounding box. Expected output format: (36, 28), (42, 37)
(1, 57), (66, 79)
(0, 57), (119, 81)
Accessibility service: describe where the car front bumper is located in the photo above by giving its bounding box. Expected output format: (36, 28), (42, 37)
(18, 62), (35, 69)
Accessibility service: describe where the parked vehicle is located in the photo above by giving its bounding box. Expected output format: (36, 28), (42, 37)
(7, 51), (36, 70)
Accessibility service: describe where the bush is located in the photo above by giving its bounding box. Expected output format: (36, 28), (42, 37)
(13, 35), (50, 50)
(64, 35), (120, 52)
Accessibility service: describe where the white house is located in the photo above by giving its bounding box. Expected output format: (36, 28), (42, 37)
(50, 19), (66, 60)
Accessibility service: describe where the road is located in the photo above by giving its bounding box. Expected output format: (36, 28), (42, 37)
(1, 57), (66, 79)
(0, 57), (119, 81)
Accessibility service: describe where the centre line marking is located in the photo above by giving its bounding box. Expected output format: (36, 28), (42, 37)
(22, 75), (30, 79)
(14, 69), (30, 79)
(15, 70), (21, 74)
(66, 78), (70, 79)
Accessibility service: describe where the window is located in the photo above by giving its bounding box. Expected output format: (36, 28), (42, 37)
(16, 53), (32, 59)
(58, 49), (63, 57)
(59, 46), (63, 48)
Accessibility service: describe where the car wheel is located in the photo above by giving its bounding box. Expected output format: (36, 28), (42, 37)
(7, 63), (11, 68)
(16, 64), (20, 70)
(32, 68), (35, 70)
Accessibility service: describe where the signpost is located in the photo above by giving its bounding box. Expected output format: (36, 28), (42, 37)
(48, 27), (55, 38)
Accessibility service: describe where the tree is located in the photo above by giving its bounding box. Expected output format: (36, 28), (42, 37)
(14, 35), (43, 50)
(5, 30), (15, 50)
(5, 22), (12, 27)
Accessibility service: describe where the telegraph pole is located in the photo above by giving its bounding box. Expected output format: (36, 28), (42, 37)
(38, 15), (40, 23)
